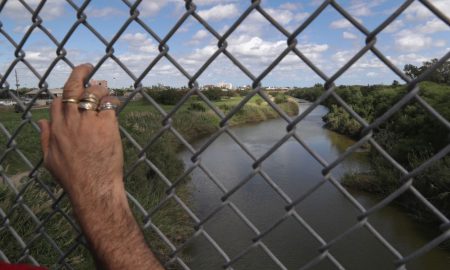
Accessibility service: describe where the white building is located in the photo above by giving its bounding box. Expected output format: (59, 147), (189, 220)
(217, 82), (233, 90)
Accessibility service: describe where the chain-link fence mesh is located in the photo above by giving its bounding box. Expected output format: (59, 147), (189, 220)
(0, 0), (449, 269)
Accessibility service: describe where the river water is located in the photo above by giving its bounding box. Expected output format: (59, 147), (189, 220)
(180, 103), (449, 270)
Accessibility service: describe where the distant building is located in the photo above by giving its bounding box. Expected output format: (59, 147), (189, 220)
(202, 84), (216, 90)
(25, 88), (63, 98)
(90, 80), (108, 89)
(217, 82), (233, 90)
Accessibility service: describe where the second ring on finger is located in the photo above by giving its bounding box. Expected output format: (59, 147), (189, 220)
(98, 96), (120, 114)
(78, 86), (108, 111)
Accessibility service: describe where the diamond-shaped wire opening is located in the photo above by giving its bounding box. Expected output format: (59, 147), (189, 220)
(328, 223), (399, 270)
(162, 16), (220, 75)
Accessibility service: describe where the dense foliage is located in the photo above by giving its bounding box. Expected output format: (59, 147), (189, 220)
(145, 88), (189, 105)
(404, 59), (450, 84)
(288, 81), (450, 221)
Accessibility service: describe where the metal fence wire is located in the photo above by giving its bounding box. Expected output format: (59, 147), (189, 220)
(0, 0), (449, 269)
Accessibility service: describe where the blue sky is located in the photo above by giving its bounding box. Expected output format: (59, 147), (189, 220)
(0, 0), (449, 89)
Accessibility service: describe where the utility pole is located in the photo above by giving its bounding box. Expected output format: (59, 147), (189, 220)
(15, 69), (20, 98)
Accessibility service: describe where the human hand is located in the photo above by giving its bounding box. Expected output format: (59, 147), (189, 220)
(38, 63), (123, 206)
(38, 64), (163, 269)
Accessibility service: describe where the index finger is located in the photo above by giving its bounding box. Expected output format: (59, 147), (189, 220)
(63, 63), (94, 99)
(63, 64), (94, 117)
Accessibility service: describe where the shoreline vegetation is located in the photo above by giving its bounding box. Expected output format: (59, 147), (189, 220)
(0, 92), (298, 269)
(288, 81), (450, 228)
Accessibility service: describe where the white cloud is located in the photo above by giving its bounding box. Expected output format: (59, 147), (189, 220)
(280, 3), (301, 11)
(121, 33), (157, 54)
(405, 0), (450, 21)
(330, 18), (363, 29)
(394, 29), (432, 52)
(198, 4), (239, 21)
(384, 20), (404, 33)
(86, 7), (124, 18)
(138, 0), (183, 17)
(332, 50), (353, 63)
(435, 40), (447, 47)
(13, 25), (30, 34)
(181, 35), (328, 73)
(395, 53), (428, 65)
(295, 12), (310, 22)
(417, 18), (449, 34)
(343, 31), (358, 40)
(192, 30), (209, 41)
(348, 0), (387, 17)
(26, 48), (55, 63)
(3, 0), (65, 20)
(193, 0), (238, 6)
(265, 8), (295, 25)
(330, 19), (351, 29)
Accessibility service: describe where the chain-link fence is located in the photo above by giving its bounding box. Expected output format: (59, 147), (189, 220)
(0, 0), (449, 269)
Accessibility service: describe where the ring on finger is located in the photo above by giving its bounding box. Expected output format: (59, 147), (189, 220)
(62, 98), (79, 104)
(80, 93), (100, 105)
(78, 101), (98, 111)
(98, 102), (118, 111)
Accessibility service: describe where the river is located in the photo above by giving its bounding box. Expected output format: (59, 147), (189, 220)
(180, 103), (450, 270)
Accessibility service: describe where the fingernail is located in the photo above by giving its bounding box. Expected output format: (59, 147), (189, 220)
(84, 63), (94, 69)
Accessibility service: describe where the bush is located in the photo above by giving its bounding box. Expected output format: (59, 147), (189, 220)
(202, 88), (223, 101)
(219, 103), (232, 112)
(274, 94), (287, 104)
(146, 89), (188, 105)
(188, 102), (206, 112)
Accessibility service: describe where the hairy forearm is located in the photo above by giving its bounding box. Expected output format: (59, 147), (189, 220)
(69, 178), (163, 270)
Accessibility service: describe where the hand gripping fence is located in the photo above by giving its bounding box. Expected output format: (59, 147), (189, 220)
(0, 0), (449, 269)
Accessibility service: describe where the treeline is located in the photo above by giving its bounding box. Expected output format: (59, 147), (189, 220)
(404, 58), (450, 85)
(144, 87), (245, 105)
(288, 69), (450, 221)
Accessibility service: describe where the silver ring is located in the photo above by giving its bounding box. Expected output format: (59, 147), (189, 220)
(78, 101), (98, 111)
(98, 102), (118, 111)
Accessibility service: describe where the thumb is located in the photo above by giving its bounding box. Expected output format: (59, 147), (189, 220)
(38, 119), (50, 160)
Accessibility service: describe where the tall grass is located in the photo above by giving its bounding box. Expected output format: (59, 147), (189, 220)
(0, 98), (298, 268)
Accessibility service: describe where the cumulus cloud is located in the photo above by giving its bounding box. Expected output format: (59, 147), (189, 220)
(332, 50), (353, 63)
(13, 25), (31, 34)
(25, 47), (55, 64)
(330, 18), (363, 29)
(417, 18), (449, 34)
(198, 4), (239, 21)
(343, 31), (358, 40)
(366, 71), (378, 77)
(404, 0), (450, 21)
(137, 0), (183, 17)
(384, 20), (404, 33)
(394, 53), (428, 65)
(180, 34), (328, 73)
(394, 29), (432, 52)
(121, 33), (157, 54)
(279, 3), (301, 11)
(347, 0), (386, 17)
(2, 0), (65, 20)
(193, 0), (238, 6)
(86, 7), (124, 18)
(188, 29), (210, 45)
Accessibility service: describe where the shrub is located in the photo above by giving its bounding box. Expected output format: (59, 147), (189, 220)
(202, 88), (223, 101)
(274, 94), (287, 104)
(146, 89), (188, 105)
(188, 102), (206, 112)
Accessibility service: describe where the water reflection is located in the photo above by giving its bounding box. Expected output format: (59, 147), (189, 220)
(181, 104), (449, 270)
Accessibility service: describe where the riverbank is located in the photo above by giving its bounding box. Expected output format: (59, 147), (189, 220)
(288, 82), (450, 225)
(0, 96), (298, 268)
